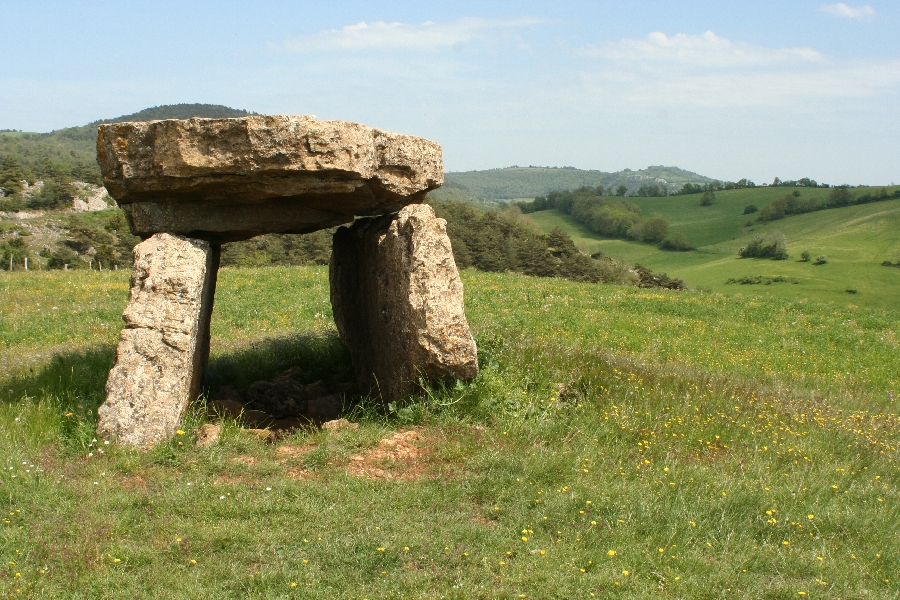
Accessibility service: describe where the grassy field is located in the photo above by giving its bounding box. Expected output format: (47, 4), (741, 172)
(0, 267), (898, 598)
(527, 191), (900, 312)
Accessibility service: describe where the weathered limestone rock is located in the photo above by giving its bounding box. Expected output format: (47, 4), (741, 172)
(97, 233), (219, 446)
(97, 115), (443, 243)
(330, 204), (478, 401)
(95, 116), (462, 446)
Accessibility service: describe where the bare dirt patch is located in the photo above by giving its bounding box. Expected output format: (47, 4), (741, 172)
(274, 444), (316, 460)
(117, 474), (149, 491)
(275, 444), (316, 479)
(470, 513), (497, 528)
(285, 466), (312, 480)
(213, 473), (250, 486)
(347, 428), (431, 481)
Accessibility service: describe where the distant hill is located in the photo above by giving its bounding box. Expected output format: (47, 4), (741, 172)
(0, 104), (256, 186)
(433, 166), (718, 203)
(92, 103), (255, 125)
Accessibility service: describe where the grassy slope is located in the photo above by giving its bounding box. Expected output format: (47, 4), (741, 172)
(527, 190), (900, 312)
(0, 268), (898, 598)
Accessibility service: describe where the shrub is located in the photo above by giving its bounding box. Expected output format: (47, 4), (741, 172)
(828, 186), (853, 207)
(800, 251), (811, 262)
(739, 232), (789, 260)
(700, 191), (716, 206)
(815, 255), (828, 265)
(743, 205), (758, 214)
(0, 236), (28, 270)
(725, 275), (789, 285)
(638, 217), (669, 243)
(658, 231), (692, 251)
(27, 180), (76, 210)
(632, 264), (687, 289)
(758, 194), (821, 222)
(758, 201), (785, 221)
(41, 246), (79, 269)
(0, 195), (25, 212)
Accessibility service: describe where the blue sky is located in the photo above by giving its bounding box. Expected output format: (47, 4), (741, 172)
(2, 1), (899, 184)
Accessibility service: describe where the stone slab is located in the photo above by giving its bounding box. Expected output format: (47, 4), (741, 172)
(97, 115), (443, 243)
(97, 233), (219, 446)
(330, 204), (478, 401)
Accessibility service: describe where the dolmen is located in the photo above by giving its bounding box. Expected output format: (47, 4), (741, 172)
(95, 116), (478, 446)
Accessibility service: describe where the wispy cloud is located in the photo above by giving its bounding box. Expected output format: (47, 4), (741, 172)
(580, 31), (823, 68)
(280, 17), (544, 53)
(573, 31), (900, 109)
(820, 3), (876, 19)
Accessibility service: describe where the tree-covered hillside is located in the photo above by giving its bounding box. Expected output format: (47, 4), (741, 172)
(435, 165), (717, 202)
(0, 104), (255, 204)
(94, 103), (254, 125)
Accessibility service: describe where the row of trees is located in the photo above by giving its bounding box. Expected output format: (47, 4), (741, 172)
(771, 177), (826, 188)
(676, 178), (757, 195)
(758, 186), (900, 222)
(211, 199), (655, 285)
(516, 188), (691, 251)
(429, 200), (633, 283)
(4, 196), (690, 290)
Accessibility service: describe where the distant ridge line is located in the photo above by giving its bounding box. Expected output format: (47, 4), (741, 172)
(440, 165), (718, 201)
(91, 103), (256, 126)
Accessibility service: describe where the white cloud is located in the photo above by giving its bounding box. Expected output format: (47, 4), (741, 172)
(580, 31), (823, 68)
(603, 60), (900, 108)
(572, 31), (900, 110)
(820, 3), (876, 19)
(280, 17), (543, 53)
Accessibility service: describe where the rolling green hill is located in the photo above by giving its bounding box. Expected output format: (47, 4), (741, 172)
(434, 165), (717, 203)
(527, 187), (900, 311)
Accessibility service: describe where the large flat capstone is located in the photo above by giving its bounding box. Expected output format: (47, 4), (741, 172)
(97, 115), (443, 243)
(330, 204), (479, 401)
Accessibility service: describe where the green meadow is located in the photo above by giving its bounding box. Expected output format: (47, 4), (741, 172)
(527, 189), (900, 312)
(0, 267), (897, 598)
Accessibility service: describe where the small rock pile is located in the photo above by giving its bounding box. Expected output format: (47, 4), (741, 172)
(206, 366), (354, 437)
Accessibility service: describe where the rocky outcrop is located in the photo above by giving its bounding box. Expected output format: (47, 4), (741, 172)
(330, 204), (478, 401)
(97, 233), (219, 446)
(71, 183), (109, 212)
(96, 115), (443, 243)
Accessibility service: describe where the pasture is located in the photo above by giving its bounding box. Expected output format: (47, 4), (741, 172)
(0, 267), (897, 598)
(527, 192), (900, 312)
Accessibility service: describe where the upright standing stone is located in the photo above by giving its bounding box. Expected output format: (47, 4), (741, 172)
(330, 204), (478, 402)
(98, 233), (219, 446)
